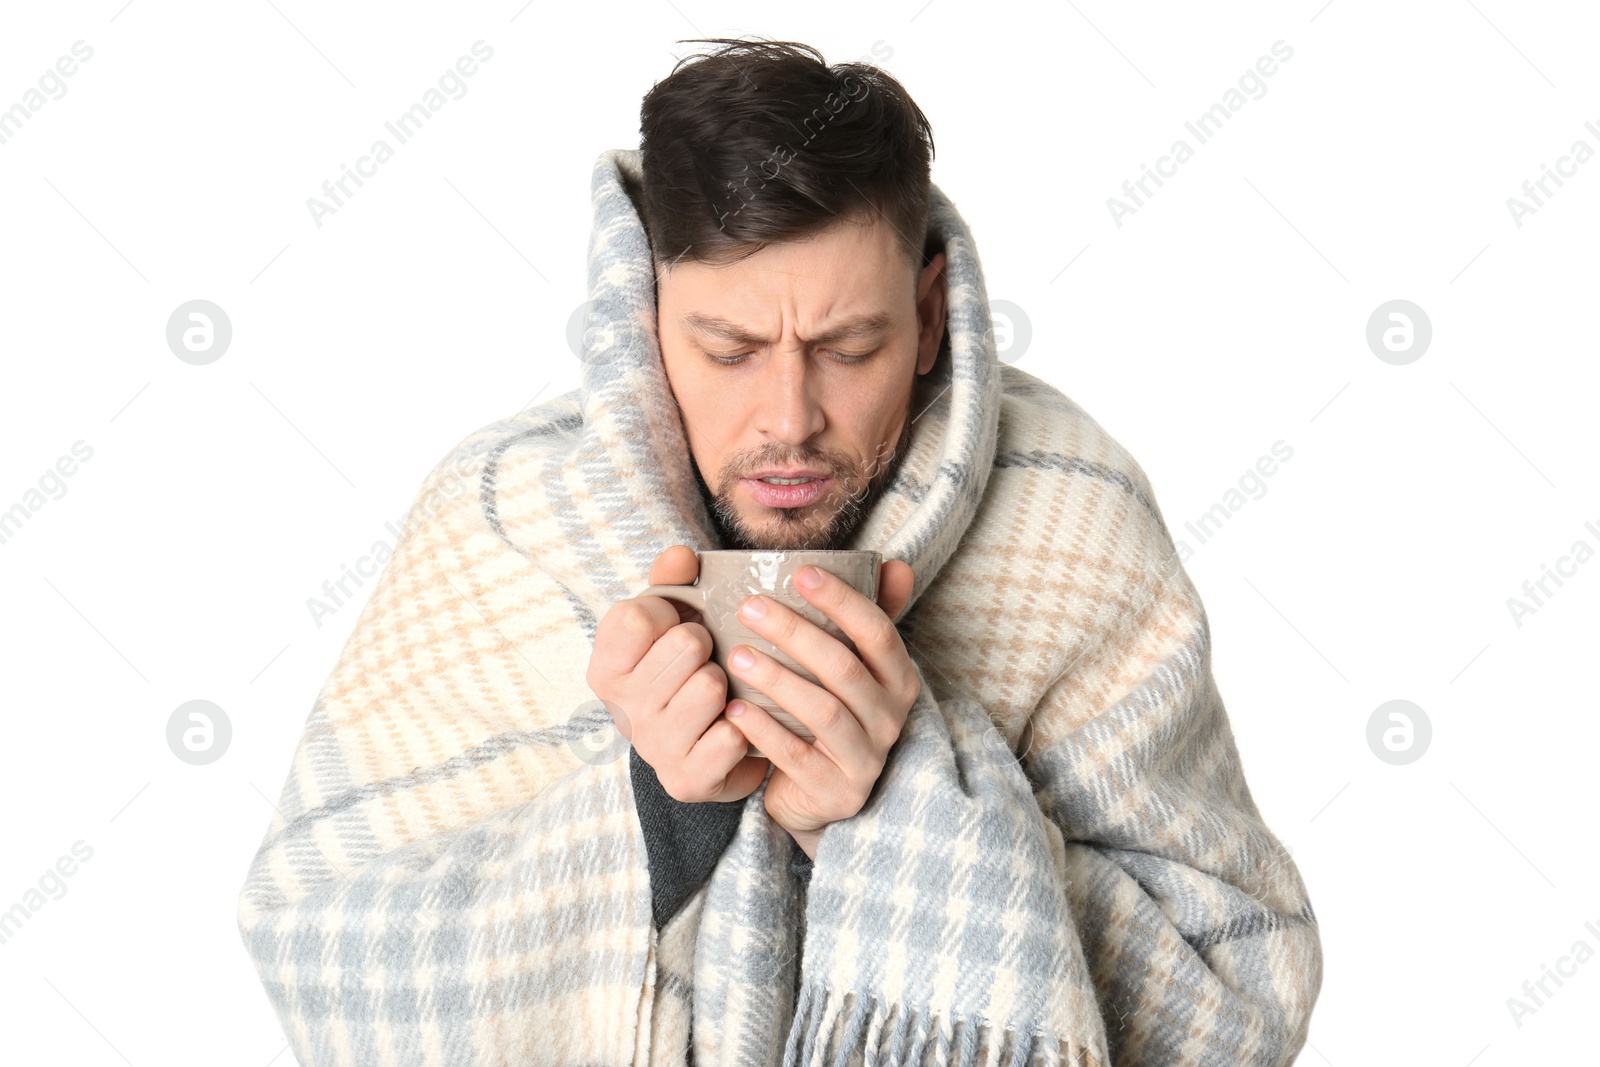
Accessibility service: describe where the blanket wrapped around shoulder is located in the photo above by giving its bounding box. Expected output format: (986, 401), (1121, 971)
(236, 147), (1322, 1066)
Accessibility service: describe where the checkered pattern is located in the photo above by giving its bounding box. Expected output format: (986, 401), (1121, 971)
(235, 147), (1322, 1066)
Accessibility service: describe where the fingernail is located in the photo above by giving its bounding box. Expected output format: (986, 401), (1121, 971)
(798, 565), (822, 589)
(731, 647), (754, 670)
(727, 700), (745, 718)
(740, 596), (767, 620)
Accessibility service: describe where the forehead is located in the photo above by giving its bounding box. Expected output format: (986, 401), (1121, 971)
(657, 211), (910, 318)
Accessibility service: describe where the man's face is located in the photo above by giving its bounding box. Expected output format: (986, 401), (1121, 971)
(655, 212), (948, 551)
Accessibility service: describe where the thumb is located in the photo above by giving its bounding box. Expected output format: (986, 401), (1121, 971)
(876, 559), (915, 623)
(648, 544), (700, 587)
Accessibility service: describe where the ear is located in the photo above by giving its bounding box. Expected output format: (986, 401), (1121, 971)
(915, 250), (947, 377)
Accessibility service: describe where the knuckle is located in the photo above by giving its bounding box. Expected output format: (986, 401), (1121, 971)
(814, 695), (848, 734)
(619, 600), (656, 636)
(684, 620), (716, 655)
(875, 722), (902, 755)
(824, 579), (851, 613)
(900, 664), (922, 704)
(867, 616), (898, 652)
(664, 623), (708, 663)
(772, 609), (800, 643)
(830, 648), (867, 688)
(687, 662), (726, 701)
(780, 731), (812, 767)
(682, 621), (715, 657)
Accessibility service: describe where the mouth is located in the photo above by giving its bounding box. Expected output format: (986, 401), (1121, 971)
(740, 470), (834, 509)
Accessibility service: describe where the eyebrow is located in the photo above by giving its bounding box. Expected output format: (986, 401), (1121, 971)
(678, 310), (895, 347)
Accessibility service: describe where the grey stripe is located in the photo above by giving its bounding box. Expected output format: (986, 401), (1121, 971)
(253, 704), (610, 856)
(659, 968), (694, 1004)
(1187, 903), (1318, 951)
(479, 422), (601, 639)
(993, 449), (1169, 534)
(480, 420), (581, 548)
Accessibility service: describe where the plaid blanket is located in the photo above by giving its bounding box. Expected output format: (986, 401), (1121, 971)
(236, 147), (1322, 1066)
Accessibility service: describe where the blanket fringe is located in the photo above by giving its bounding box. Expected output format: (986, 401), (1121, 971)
(785, 983), (1102, 1067)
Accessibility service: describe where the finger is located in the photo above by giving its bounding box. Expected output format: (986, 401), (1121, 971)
(632, 621), (717, 708)
(648, 545), (703, 624)
(735, 594), (882, 725)
(589, 595), (684, 681)
(724, 646), (874, 779)
(724, 699), (833, 794)
(705, 749), (773, 804)
(748, 566), (903, 690)
(652, 657), (735, 764)
(682, 714), (770, 802)
(876, 560), (915, 623)
(649, 544), (699, 586)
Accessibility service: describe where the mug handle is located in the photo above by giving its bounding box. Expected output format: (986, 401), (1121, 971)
(636, 583), (709, 616)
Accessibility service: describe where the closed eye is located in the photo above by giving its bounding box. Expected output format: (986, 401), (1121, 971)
(702, 349), (877, 367)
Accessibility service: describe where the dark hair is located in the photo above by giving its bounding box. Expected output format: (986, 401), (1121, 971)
(638, 37), (936, 277)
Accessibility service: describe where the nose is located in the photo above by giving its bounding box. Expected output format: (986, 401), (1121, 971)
(756, 352), (825, 446)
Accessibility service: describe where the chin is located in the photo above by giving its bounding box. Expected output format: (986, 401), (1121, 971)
(728, 513), (833, 552)
(714, 500), (859, 552)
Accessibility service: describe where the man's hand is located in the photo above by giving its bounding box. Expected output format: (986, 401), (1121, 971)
(585, 546), (770, 804)
(722, 559), (919, 858)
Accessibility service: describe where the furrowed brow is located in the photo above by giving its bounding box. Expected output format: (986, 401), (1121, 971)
(679, 311), (894, 347)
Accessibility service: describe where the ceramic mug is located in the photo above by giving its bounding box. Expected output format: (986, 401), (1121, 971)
(637, 549), (882, 758)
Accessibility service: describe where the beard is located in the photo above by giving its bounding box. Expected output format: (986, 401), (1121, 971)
(692, 400), (917, 552)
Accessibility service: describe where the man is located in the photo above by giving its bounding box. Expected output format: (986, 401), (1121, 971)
(592, 37), (946, 942)
(238, 38), (1322, 1067)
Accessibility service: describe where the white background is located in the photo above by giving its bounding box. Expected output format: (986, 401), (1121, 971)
(1, 1), (1596, 1063)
